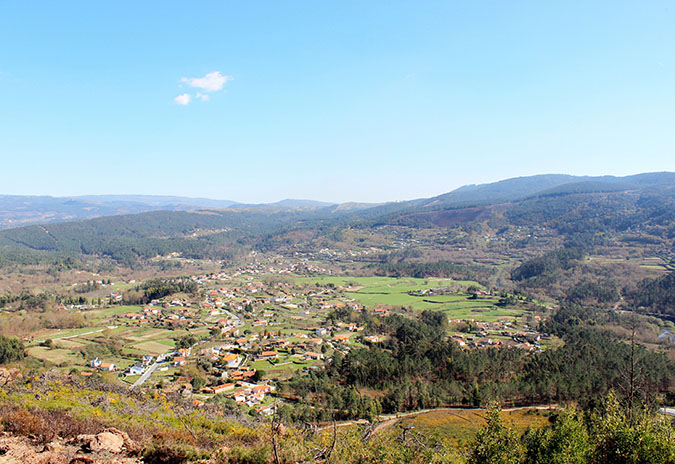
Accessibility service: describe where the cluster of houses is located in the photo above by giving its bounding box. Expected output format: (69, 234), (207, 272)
(117, 302), (198, 330)
(449, 318), (547, 351)
(202, 381), (276, 411)
(188, 258), (330, 284)
(96, 262), (545, 413)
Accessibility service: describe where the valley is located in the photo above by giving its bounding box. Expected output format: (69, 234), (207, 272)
(0, 173), (674, 463)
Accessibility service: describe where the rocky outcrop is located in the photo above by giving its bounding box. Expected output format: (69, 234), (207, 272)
(0, 431), (141, 464)
(0, 367), (23, 386)
(71, 428), (136, 454)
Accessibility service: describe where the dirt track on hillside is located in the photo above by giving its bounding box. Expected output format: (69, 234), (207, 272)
(317, 404), (559, 435)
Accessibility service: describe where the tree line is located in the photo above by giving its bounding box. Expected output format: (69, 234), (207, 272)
(282, 304), (673, 423)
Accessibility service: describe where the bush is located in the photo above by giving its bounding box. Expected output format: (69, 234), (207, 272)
(523, 406), (590, 464)
(142, 444), (200, 464)
(0, 408), (52, 443)
(591, 392), (675, 464)
(223, 444), (271, 464)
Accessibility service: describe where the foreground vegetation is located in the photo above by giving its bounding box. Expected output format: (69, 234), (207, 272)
(0, 372), (673, 463)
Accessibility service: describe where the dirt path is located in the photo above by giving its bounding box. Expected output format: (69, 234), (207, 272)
(317, 404), (559, 434)
(49, 328), (106, 340)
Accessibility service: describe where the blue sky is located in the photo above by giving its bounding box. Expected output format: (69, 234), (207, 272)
(1, 1), (674, 203)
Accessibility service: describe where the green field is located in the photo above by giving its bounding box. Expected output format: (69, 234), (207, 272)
(250, 355), (319, 380)
(84, 305), (144, 322)
(33, 326), (108, 342)
(293, 275), (528, 322)
(28, 321), (185, 374)
(27, 346), (83, 366)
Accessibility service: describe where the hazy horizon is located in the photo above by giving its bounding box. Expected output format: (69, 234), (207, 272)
(1, 170), (672, 206)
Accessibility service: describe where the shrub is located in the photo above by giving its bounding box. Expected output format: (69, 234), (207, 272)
(142, 444), (200, 464)
(223, 444), (271, 464)
(0, 408), (52, 443)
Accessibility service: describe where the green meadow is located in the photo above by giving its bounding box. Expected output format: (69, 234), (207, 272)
(293, 275), (528, 322)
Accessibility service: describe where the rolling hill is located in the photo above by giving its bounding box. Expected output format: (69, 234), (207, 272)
(0, 172), (672, 268)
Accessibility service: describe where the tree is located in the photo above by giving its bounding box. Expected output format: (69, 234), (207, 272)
(0, 335), (25, 364)
(591, 391), (675, 464)
(471, 382), (483, 407)
(191, 376), (206, 390)
(176, 334), (198, 349)
(468, 405), (523, 464)
(523, 406), (590, 464)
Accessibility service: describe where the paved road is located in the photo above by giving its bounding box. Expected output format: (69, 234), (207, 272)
(129, 309), (241, 390)
(130, 359), (163, 389)
(129, 351), (174, 389)
(660, 407), (675, 417)
(221, 308), (243, 327)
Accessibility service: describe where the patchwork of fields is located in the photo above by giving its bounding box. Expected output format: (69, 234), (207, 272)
(23, 273), (544, 390)
(26, 311), (192, 372)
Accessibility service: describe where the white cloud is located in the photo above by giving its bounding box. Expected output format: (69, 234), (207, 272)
(181, 71), (232, 92)
(196, 92), (210, 101)
(174, 93), (192, 105)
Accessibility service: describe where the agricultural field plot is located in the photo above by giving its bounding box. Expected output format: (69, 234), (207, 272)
(436, 299), (529, 322)
(292, 274), (532, 322)
(27, 321), (186, 374)
(32, 326), (109, 343)
(250, 356), (318, 380)
(114, 327), (187, 354)
(587, 255), (669, 274)
(26, 345), (83, 366)
(52, 338), (86, 350)
(85, 305), (145, 322)
(133, 340), (174, 354)
(396, 408), (553, 444)
(122, 327), (181, 343)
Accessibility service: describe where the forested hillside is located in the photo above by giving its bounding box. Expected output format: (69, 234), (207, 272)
(1, 174), (673, 269)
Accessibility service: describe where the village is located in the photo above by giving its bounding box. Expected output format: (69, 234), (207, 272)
(31, 261), (551, 415)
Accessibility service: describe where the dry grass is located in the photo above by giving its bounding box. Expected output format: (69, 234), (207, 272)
(398, 407), (553, 444)
(133, 340), (173, 354)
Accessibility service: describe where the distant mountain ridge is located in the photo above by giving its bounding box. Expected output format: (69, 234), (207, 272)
(0, 172), (673, 231)
(0, 194), (336, 230)
(341, 172), (675, 221)
(410, 172), (675, 209)
(74, 194), (240, 209)
(0, 171), (672, 268)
